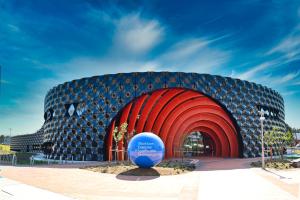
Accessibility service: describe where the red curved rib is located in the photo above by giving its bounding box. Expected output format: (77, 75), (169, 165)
(135, 89), (168, 133)
(167, 116), (231, 158)
(127, 94), (148, 135)
(181, 124), (223, 157)
(159, 100), (221, 142)
(144, 88), (185, 132)
(168, 112), (239, 158)
(152, 90), (202, 134)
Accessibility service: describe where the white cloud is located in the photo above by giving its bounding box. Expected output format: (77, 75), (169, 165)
(2, 10), (236, 134)
(234, 21), (300, 87)
(45, 56), (160, 83)
(252, 71), (300, 88)
(237, 61), (275, 80)
(282, 91), (298, 96)
(138, 61), (159, 71)
(0, 78), (58, 135)
(161, 38), (209, 60)
(267, 26), (300, 61)
(157, 37), (231, 73)
(7, 24), (20, 32)
(274, 71), (300, 84)
(52, 30), (232, 81)
(0, 79), (11, 84)
(113, 14), (164, 55)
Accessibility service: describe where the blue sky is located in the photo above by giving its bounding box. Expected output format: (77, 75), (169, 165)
(0, 0), (300, 135)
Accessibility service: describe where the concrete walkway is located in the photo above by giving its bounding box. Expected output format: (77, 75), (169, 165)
(0, 177), (73, 200)
(196, 159), (299, 200)
(0, 158), (299, 200)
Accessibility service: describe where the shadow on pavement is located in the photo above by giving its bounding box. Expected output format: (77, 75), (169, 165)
(263, 168), (292, 179)
(116, 168), (160, 181)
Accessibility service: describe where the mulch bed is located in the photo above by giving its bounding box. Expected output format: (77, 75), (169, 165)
(84, 160), (196, 176)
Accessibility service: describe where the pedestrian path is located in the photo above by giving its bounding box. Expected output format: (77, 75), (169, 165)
(197, 168), (298, 200)
(0, 176), (74, 200)
(1, 158), (299, 200)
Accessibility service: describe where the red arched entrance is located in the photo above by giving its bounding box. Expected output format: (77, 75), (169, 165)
(106, 88), (241, 160)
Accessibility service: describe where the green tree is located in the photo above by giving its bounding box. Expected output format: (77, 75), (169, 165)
(113, 122), (128, 160)
(283, 129), (294, 148)
(263, 127), (294, 160)
(263, 128), (276, 160)
(0, 135), (4, 144)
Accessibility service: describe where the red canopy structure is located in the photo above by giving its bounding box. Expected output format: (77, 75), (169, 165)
(106, 88), (241, 160)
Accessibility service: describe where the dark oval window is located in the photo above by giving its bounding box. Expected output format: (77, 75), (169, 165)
(81, 141), (85, 147)
(92, 140), (97, 147)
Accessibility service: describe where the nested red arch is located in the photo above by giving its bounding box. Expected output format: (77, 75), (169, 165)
(105, 88), (242, 160)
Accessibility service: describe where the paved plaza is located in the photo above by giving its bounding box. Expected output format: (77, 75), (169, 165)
(0, 177), (73, 200)
(0, 158), (299, 200)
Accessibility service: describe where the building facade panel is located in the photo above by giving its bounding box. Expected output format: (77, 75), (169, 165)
(11, 128), (44, 152)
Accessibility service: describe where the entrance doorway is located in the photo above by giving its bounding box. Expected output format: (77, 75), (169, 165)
(182, 131), (215, 157)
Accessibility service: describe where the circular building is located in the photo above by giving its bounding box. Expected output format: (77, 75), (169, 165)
(40, 72), (285, 161)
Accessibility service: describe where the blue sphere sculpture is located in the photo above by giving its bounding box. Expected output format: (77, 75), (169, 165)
(128, 132), (165, 168)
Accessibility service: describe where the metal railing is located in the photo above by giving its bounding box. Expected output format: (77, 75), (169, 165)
(0, 154), (17, 165)
(108, 149), (128, 161)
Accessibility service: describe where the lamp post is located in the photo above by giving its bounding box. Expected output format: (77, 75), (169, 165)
(259, 110), (265, 168)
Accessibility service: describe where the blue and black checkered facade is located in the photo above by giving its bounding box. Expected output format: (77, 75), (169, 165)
(11, 128), (44, 153)
(39, 72), (285, 161)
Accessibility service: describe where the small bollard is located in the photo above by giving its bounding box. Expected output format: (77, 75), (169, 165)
(12, 155), (17, 166)
(12, 155), (16, 166)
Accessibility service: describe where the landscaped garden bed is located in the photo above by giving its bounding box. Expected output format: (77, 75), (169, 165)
(84, 160), (196, 176)
(251, 159), (295, 169)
